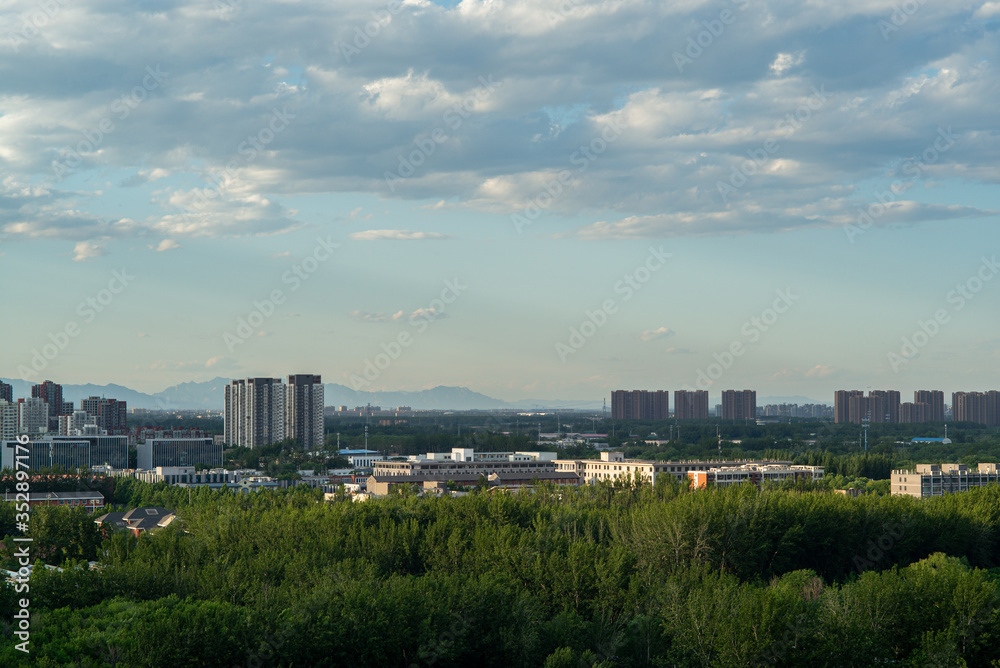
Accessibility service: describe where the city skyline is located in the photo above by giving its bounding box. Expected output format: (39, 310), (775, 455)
(3, 0), (1000, 401)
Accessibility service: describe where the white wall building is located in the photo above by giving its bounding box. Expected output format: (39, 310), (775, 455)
(0, 401), (17, 442)
(18, 397), (49, 435)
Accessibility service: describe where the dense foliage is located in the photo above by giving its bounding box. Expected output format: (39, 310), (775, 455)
(2, 474), (1000, 666)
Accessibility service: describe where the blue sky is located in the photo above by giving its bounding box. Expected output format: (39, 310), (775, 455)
(2, 0), (999, 403)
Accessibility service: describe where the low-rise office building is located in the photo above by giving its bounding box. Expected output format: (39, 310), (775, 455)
(687, 464), (824, 489)
(1, 439), (91, 471)
(138, 437), (221, 470)
(1, 490), (105, 512)
(373, 448), (558, 479)
(555, 452), (794, 487)
(339, 449), (386, 468)
(892, 463), (1000, 498)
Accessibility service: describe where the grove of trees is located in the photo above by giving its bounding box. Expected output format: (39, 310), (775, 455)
(2, 474), (1000, 666)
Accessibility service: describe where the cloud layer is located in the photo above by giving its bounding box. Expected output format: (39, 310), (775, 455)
(1, 0), (998, 246)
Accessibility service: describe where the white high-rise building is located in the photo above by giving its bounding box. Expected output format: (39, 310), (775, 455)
(58, 410), (99, 436)
(286, 374), (325, 450)
(224, 378), (286, 448)
(0, 400), (17, 442)
(18, 397), (49, 435)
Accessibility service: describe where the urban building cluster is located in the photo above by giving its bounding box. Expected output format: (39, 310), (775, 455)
(611, 389), (758, 421)
(610, 388), (999, 426)
(760, 403), (833, 419)
(834, 390), (999, 425)
(223, 375), (324, 449)
(612, 390), (761, 420)
(0, 380), (223, 475)
(360, 446), (807, 497)
(0, 380), (127, 439)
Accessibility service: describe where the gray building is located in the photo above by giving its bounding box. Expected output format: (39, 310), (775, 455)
(286, 374), (324, 450)
(1, 439), (90, 471)
(138, 437), (221, 470)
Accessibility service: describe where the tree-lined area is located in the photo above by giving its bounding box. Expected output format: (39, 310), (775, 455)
(2, 476), (1000, 666)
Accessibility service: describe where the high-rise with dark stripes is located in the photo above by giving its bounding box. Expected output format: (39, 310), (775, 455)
(610, 390), (669, 420)
(721, 390), (756, 421)
(674, 390), (709, 419)
(286, 374), (325, 450)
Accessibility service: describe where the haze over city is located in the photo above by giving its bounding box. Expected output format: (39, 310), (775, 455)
(3, 0), (999, 403)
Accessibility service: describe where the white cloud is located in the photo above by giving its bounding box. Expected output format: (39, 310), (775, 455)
(72, 240), (105, 262)
(0, 0), (996, 244)
(155, 239), (181, 251)
(804, 364), (834, 379)
(640, 327), (675, 341)
(349, 307), (447, 322)
(350, 229), (450, 241)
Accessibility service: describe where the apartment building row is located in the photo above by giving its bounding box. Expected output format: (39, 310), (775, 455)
(223, 375), (324, 449)
(611, 390), (756, 421)
(834, 389), (1000, 426)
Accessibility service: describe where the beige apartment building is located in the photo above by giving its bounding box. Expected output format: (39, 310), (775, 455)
(892, 463), (1000, 498)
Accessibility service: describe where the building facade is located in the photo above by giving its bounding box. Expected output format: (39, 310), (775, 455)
(914, 390), (945, 422)
(224, 378), (286, 448)
(610, 390), (669, 420)
(1, 439), (91, 471)
(555, 452), (794, 486)
(0, 401), (17, 442)
(951, 391), (1000, 426)
(18, 397), (49, 435)
(2, 491), (105, 513)
(58, 410), (99, 436)
(373, 448), (557, 479)
(286, 374), (325, 450)
(721, 390), (756, 421)
(673, 390), (709, 419)
(80, 396), (127, 433)
(138, 438), (221, 470)
(31, 381), (66, 429)
(892, 463), (1000, 498)
(688, 464), (824, 489)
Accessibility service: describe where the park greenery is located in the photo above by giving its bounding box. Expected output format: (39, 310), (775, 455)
(1, 469), (1000, 666)
(1, 416), (998, 665)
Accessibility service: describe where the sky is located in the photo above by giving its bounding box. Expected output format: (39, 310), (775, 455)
(1, 0), (999, 404)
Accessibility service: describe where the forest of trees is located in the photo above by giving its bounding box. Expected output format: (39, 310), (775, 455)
(2, 474), (1000, 666)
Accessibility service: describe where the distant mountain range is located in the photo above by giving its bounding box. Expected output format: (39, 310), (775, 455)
(0, 377), (609, 411)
